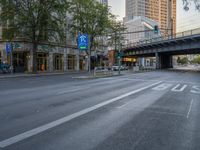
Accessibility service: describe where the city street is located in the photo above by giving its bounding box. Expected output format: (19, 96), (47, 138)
(0, 70), (200, 150)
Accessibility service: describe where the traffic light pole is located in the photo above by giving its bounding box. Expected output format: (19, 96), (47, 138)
(88, 35), (91, 75)
(118, 44), (121, 75)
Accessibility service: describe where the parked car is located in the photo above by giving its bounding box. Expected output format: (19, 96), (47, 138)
(112, 65), (128, 71)
(112, 65), (123, 71)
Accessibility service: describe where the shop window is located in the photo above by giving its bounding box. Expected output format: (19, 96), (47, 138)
(79, 56), (85, 70)
(13, 52), (28, 73)
(37, 53), (48, 71)
(54, 54), (63, 71)
(68, 55), (76, 70)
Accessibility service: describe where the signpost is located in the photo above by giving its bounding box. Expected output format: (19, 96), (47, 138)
(78, 34), (89, 50)
(78, 34), (91, 74)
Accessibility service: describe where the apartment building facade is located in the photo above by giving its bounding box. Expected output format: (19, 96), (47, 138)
(125, 0), (176, 36)
(0, 5), (88, 73)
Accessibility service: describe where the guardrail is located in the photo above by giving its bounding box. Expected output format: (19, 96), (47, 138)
(93, 68), (113, 77)
(123, 28), (200, 49)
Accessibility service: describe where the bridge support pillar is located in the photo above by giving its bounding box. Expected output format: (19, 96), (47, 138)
(155, 52), (161, 69)
(155, 53), (173, 69)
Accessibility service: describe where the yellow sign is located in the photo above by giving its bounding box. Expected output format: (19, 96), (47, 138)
(123, 58), (136, 62)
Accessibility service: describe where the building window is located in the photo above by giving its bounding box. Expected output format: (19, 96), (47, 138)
(37, 53), (48, 71)
(53, 54), (63, 71)
(68, 55), (76, 70)
(13, 52), (29, 73)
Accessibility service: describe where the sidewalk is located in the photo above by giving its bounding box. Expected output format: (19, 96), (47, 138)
(0, 71), (88, 79)
(72, 70), (142, 79)
(0, 69), (154, 79)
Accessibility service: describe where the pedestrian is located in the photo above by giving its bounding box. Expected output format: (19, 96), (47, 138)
(41, 64), (44, 71)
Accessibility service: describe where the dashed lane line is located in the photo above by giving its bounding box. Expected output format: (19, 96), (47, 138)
(187, 99), (194, 119)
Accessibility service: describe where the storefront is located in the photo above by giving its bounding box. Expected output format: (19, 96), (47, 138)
(0, 41), (82, 73)
(37, 53), (48, 71)
(12, 52), (29, 73)
(122, 57), (137, 68)
(53, 54), (63, 71)
(68, 54), (76, 70)
(79, 56), (86, 70)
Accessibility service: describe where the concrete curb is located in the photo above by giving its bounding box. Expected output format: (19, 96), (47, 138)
(72, 74), (125, 79)
(0, 70), (155, 80)
(0, 71), (87, 79)
(72, 70), (157, 80)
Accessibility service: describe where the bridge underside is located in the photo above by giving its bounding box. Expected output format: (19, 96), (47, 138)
(123, 35), (200, 69)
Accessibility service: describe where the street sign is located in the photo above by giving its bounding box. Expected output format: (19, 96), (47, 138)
(5, 42), (12, 54)
(78, 34), (89, 50)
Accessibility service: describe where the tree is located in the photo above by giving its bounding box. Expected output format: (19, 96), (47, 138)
(177, 56), (189, 65)
(192, 55), (200, 64)
(0, 0), (68, 73)
(107, 19), (127, 49)
(69, 0), (113, 52)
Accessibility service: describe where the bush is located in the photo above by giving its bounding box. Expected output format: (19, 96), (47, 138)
(177, 57), (188, 65)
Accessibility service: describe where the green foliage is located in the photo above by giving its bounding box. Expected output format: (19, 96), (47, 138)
(192, 55), (200, 64)
(0, 0), (69, 73)
(69, 0), (114, 50)
(0, 0), (68, 43)
(107, 20), (127, 48)
(70, 0), (110, 35)
(177, 56), (189, 65)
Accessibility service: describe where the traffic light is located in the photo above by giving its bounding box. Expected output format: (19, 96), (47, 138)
(117, 52), (121, 59)
(154, 25), (158, 34)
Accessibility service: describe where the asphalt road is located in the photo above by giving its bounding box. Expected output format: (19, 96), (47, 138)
(0, 70), (200, 150)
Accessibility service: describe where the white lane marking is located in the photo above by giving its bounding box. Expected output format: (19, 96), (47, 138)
(57, 88), (82, 95)
(0, 81), (162, 148)
(171, 84), (188, 92)
(152, 83), (173, 91)
(191, 86), (200, 94)
(187, 99), (194, 119)
(116, 102), (129, 109)
(123, 78), (200, 86)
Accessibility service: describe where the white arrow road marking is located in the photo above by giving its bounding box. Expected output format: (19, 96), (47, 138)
(0, 81), (162, 148)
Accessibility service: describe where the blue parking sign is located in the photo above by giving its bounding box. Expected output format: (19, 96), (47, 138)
(5, 42), (12, 54)
(78, 34), (89, 50)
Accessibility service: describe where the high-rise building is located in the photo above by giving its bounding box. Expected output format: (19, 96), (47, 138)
(125, 0), (176, 35)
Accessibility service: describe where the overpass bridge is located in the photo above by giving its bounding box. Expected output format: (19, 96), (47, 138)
(122, 28), (200, 69)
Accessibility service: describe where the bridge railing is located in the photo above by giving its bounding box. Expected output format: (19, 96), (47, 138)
(123, 28), (200, 49)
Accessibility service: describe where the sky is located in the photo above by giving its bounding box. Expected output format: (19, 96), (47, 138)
(177, 0), (200, 32)
(108, 0), (125, 21)
(108, 0), (200, 32)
